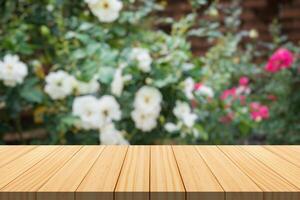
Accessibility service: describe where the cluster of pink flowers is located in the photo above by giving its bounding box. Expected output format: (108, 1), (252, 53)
(219, 48), (293, 124)
(219, 76), (251, 123)
(265, 48), (294, 73)
(239, 76), (249, 86)
(220, 76), (270, 123)
(194, 83), (202, 90)
(250, 102), (269, 122)
(220, 76), (250, 104)
(220, 87), (237, 100)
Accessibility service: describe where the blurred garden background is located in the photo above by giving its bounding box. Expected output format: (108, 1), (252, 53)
(0, 0), (299, 145)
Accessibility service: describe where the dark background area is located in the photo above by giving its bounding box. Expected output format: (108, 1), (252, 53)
(162, 0), (300, 55)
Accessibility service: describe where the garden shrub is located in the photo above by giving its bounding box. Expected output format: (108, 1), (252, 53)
(0, 0), (299, 144)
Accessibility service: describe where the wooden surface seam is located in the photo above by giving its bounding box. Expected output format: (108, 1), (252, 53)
(0, 145), (299, 200)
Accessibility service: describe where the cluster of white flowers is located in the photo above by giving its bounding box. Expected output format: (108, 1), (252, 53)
(44, 70), (100, 100)
(72, 95), (121, 129)
(165, 101), (198, 134)
(0, 54), (28, 87)
(85, 0), (122, 23)
(131, 48), (152, 73)
(72, 95), (102, 130)
(131, 86), (162, 132)
(100, 123), (129, 145)
(164, 122), (180, 133)
(195, 84), (214, 98)
(111, 65), (132, 97)
(184, 77), (215, 99)
(173, 101), (197, 128)
(183, 77), (195, 99)
(72, 95), (128, 144)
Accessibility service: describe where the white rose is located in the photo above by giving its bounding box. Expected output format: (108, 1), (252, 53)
(0, 54), (28, 87)
(173, 101), (197, 128)
(183, 77), (195, 99)
(75, 78), (100, 95)
(133, 86), (162, 114)
(86, 0), (122, 23)
(164, 122), (180, 133)
(181, 112), (197, 128)
(98, 95), (121, 123)
(131, 109), (158, 132)
(100, 123), (129, 145)
(131, 48), (152, 72)
(72, 95), (104, 130)
(173, 101), (191, 119)
(236, 85), (251, 95)
(196, 85), (214, 98)
(44, 70), (76, 100)
(111, 68), (132, 97)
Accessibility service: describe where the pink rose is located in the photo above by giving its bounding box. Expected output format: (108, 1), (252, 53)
(239, 76), (249, 86)
(194, 83), (203, 90)
(265, 48), (294, 73)
(250, 102), (269, 121)
(220, 87), (237, 100)
(265, 62), (280, 73)
(259, 106), (269, 119)
(250, 102), (260, 110)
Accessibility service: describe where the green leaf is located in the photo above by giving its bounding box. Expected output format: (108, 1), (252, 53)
(20, 88), (43, 103)
(153, 75), (178, 88)
(98, 67), (115, 84)
(20, 78), (44, 103)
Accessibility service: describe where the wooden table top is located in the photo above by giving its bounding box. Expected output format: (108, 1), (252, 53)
(0, 145), (299, 200)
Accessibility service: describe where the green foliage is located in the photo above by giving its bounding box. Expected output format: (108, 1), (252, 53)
(0, 0), (299, 144)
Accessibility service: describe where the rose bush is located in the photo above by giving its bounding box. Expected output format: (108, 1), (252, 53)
(0, 0), (299, 144)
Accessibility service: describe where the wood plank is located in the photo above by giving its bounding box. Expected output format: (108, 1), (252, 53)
(76, 145), (128, 200)
(0, 146), (82, 200)
(242, 146), (300, 190)
(115, 146), (150, 200)
(0, 146), (60, 189)
(0, 145), (36, 168)
(195, 146), (263, 200)
(0, 145), (299, 199)
(219, 146), (300, 200)
(173, 146), (224, 200)
(264, 146), (300, 167)
(150, 145), (185, 200)
(37, 146), (105, 200)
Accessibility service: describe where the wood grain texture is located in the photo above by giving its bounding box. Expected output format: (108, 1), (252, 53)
(0, 146), (81, 200)
(76, 145), (128, 200)
(115, 146), (150, 200)
(150, 146), (185, 200)
(219, 146), (300, 200)
(242, 146), (300, 190)
(264, 146), (300, 168)
(173, 146), (224, 200)
(0, 146), (59, 189)
(0, 145), (36, 168)
(37, 146), (105, 200)
(0, 145), (299, 200)
(195, 146), (263, 200)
